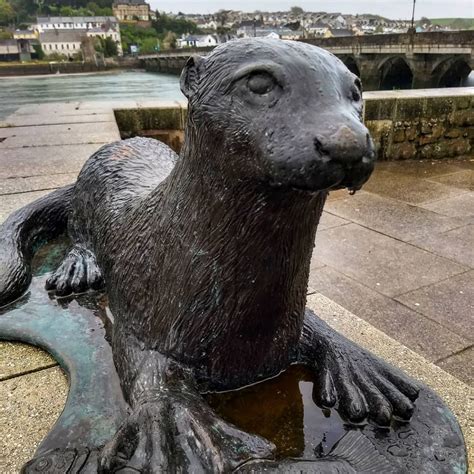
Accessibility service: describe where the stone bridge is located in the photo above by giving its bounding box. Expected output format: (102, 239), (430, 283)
(140, 30), (474, 91)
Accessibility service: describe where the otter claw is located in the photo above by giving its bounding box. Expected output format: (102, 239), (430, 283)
(46, 246), (104, 296)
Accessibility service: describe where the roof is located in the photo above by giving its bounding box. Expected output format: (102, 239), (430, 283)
(330, 28), (353, 37)
(307, 22), (329, 29)
(39, 30), (85, 43)
(0, 40), (20, 54)
(37, 16), (117, 24)
(113, 0), (148, 4)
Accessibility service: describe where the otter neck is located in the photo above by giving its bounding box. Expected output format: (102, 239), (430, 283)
(150, 136), (327, 388)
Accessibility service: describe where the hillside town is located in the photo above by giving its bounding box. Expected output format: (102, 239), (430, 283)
(0, 0), (472, 61)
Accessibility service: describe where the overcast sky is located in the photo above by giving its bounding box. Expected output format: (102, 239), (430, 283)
(149, 0), (473, 19)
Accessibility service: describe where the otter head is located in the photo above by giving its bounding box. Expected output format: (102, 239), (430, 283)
(180, 38), (375, 193)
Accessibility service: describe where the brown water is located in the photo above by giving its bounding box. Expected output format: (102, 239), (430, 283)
(207, 365), (346, 459)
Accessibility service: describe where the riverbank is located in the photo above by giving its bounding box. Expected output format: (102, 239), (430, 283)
(0, 57), (140, 77)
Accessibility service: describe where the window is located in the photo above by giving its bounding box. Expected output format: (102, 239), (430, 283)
(66, 44), (69, 49)
(55, 44), (58, 49)
(61, 44), (64, 49)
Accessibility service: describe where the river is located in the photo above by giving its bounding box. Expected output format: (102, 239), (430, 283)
(1, 69), (472, 121)
(0, 70), (183, 120)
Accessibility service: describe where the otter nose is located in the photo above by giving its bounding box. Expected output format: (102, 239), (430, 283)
(314, 125), (373, 163)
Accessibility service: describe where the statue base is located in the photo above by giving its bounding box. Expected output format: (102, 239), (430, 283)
(0, 240), (467, 473)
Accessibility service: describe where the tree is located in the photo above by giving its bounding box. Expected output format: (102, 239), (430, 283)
(163, 31), (176, 49)
(103, 36), (118, 57)
(290, 6), (304, 17)
(215, 9), (228, 27)
(140, 36), (159, 53)
(0, 0), (14, 25)
(33, 43), (45, 59)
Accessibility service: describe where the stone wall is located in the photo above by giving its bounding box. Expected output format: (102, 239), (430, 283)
(114, 89), (474, 160)
(0, 62), (117, 77)
(364, 89), (473, 160)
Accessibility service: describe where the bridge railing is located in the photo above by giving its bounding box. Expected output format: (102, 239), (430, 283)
(301, 30), (474, 48)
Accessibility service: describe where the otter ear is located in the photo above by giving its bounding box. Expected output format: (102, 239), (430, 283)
(180, 56), (204, 99)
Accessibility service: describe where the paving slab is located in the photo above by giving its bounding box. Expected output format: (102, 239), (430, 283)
(395, 270), (474, 340)
(325, 192), (465, 241)
(308, 265), (471, 363)
(0, 342), (57, 380)
(0, 122), (118, 139)
(409, 224), (474, 268)
(427, 169), (474, 191)
(317, 211), (349, 231)
(8, 103), (80, 116)
(76, 100), (139, 110)
(0, 122), (120, 149)
(0, 367), (67, 473)
(0, 173), (77, 195)
(362, 170), (466, 204)
(0, 144), (104, 179)
(420, 192), (474, 218)
(375, 159), (472, 179)
(437, 347), (474, 386)
(306, 293), (473, 466)
(314, 223), (468, 297)
(0, 190), (52, 223)
(0, 113), (115, 128)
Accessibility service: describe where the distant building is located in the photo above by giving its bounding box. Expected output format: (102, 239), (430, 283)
(237, 26), (303, 40)
(328, 28), (353, 37)
(112, 0), (150, 22)
(13, 30), (37, 40)
(35, 17), (122, 56)
(178, 34), (219, 48)
(36, 16), (119, 32)
(39, 30), (84, 57)
(0, 39), (36, 61)
(306, 22), (330, 37)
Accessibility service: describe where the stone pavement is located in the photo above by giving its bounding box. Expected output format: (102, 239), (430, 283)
(311, 159), (473, 385)
(0, 101), (473, 470)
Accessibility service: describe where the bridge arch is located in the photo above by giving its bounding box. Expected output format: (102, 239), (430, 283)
(338, 55), (360, 77)
(432, 58), (472, 87)
(378, 56), (413, 90)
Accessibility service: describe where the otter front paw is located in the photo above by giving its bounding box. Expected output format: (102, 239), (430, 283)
(98, 393), (275, 473)
(301, 316), (420, 426)
(46, 246), (104, 296)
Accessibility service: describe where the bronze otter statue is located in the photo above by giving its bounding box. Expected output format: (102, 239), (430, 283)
(0, 39), (426, 471)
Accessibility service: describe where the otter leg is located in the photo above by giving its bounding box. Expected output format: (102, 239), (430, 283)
(98, 341), (275, 472)
(45, 245), (103, 297)
(297, 310), (420, 426)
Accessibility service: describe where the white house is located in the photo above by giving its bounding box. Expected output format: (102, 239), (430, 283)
(36, 16), (119, 32)
(178, 34), (219, 48)
(39, 30), (83, 57)
(36, 17), (122, 55)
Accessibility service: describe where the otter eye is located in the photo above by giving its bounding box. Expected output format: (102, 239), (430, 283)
(352, 78), (362, 102)
(247, 72), (276, 95)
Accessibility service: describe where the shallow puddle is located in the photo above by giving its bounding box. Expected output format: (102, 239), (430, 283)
(207, 364), (347, 459)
